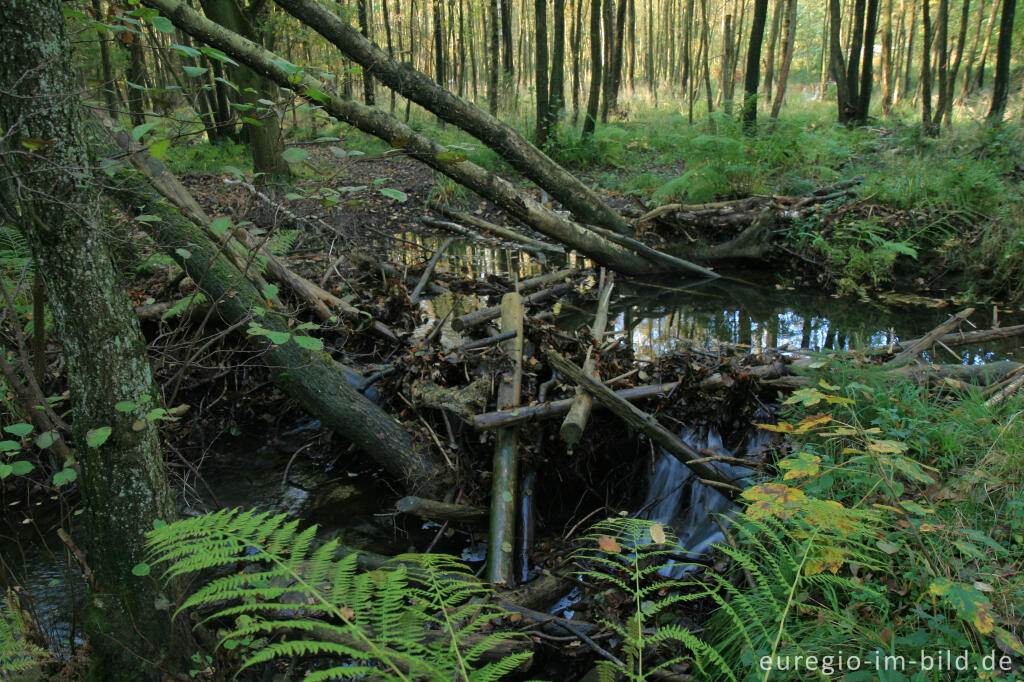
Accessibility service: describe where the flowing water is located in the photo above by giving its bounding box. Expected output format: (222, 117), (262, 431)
(6, 234), (1024, 649)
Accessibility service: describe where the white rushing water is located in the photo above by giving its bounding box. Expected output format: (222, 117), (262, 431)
(639, 425), (769, 577)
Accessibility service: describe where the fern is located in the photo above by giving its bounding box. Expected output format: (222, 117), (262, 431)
(145, 508), (530, 681)
(573, 518), (734, 681)
(0, 590), (51, 679)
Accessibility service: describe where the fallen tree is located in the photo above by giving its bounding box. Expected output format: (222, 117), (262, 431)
(100, 119), (451, 496)
(142, 0), (691, 277)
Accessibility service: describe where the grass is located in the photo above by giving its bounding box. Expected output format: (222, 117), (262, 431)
(724, 358), (1024, 678)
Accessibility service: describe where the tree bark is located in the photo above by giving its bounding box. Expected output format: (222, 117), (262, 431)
(357, 0), (376, 105)
(501, 0), (515, 83)
(143, 0), (667, 274)
(922, 0), (936, 133)
(881, 0), (894, 114)
(741, 0), (770, 132)
(986, 0), (1015, 121)
(534, 0), (550, 144)
(489, 0), (500, 114)
(544, 0), (566, 139)
(0, 2), (179, 677)
(856, 0), (880, 123)
(769, 0), (797, 118)
(582, 0), (603, 137)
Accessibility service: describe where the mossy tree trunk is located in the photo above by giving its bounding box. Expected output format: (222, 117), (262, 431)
(0, 2), (179, 678)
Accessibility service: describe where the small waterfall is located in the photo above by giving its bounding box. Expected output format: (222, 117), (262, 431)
(639, 426), (765, 577)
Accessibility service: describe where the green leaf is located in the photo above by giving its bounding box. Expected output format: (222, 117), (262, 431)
(53, 468), (78, 486)
(148, 138), (171, 160)
(281, 147), (309, 164)
(379, 188), (408, 202)
(182, 65), (208, 78)
(0, 440), (20, 452)
(175, 247), (192, 259)
(293, 335), (323, 351)
(199, 46), (238, 66)
(131, 562), (151, 577)
(115, 401), (138, 412)
(151, 15), (173, 32)
(0, 463), (11, 479)
(210, 216), (231, 235)
(261, 284), (279, 300)
(132, 122), (159, 140)
(170, 43), (201, 58)
(4, 423), (33, 437)
(10, 461), (33, 476)
(36, 431), (58, 449)
(86, 426), (113, 448)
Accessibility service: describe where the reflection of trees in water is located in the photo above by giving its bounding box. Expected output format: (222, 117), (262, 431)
(384, 232), (585, 282)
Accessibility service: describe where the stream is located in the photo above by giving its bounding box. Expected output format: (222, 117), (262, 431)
(4, 233), (1023, 656)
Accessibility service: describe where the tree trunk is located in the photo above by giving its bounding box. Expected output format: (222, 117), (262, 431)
(723, 13), (736, 113)
(922, 0), (936, 133)
(942, 0), (970, 125)
(600, 0), (615, 121)
(985, 0), (1015, 121)
(741, 0), (770, 132)
(143, 0), (669, 274)
(382, 0), (396, 113)
(583, 0), (603, 137)
(200, 0), (288, 178)
(960, 0), (986, 98)
(846, 0), (866, 110)
(572, 0), (583, 119)
(534, 0), (550, 144)
(769, 0), (797, 118)
(763, 0), (784, 98)
(0, 2), (179, 678)
(272, 0), (633, 235)
(830, 0), (854, 122)
(102, 123), (453, 496)
(881, 0), (894, 114)
(545, 0), (566, 138)
(501, 0), (514, 83)
(489, 0), (500, 114)
(357, 0), (376, 105)
(972, 0), (999, 92)
(856, 0), (880, 123)
(932, 0), (950, 128)
(606, 0), (628, 116)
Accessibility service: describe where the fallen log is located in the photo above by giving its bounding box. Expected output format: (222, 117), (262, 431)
(517, 267), (584, 293)
(448, 330), (517, 354)
(488, 293), (523, 586)
(872, 323), (1024, 355)
(546, 351), (743, 498)
(560, 275), (614, 446)
(411, 377), (490, 423)
(100, 120), (450, 496)
(474, 362), (789, 431)
(143, 0), (671, 276)
(272, 0), (633, 236)
(395, 496), (487, 522)
(452, 282), (575, 332)
(886, 308), (975, 368)
(434, 205), (564, 253)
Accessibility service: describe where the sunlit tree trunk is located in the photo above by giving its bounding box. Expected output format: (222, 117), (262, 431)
(922, 0), (935, 133)
(763, 0), (784, 97)
(971, 0), (999, 93)
(959, 0), (986, 98)
(769, 0), (797, 119)
(941, 0), (970, 125)
(583, 0), (602, 137)
(0, 2), (179, 678)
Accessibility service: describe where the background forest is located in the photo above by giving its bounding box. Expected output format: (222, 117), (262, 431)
(2, 0), (1024, 680)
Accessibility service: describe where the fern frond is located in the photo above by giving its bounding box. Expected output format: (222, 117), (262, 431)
(146, 508), (528, 681)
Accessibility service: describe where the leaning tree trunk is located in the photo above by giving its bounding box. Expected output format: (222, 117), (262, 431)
(142, 0), (668, 274)
(101, 122), (452, 496)
(769, 0), (798, 119)
(272, 0), (632, 235)
(741, 0), (770, 132)
(0, 2), (180, 679)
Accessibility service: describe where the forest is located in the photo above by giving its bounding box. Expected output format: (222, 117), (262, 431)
(1, 0), (1023, 679)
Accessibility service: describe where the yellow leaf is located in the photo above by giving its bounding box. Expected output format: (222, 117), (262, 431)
(649, 522), (666, 545)
(598, 535), (622, 554)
